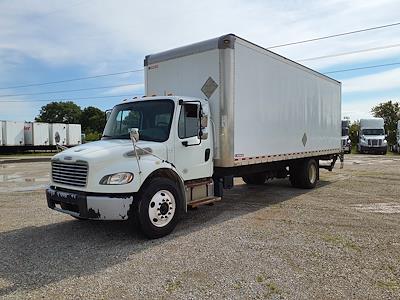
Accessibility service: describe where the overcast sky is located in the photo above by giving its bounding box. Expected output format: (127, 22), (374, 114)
(1, 0), (400, 122)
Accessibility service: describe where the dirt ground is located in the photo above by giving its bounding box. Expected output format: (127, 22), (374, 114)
(0, 154), (399, 299)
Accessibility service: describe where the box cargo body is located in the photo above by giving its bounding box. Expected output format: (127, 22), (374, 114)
(24, 122), (50, 146)
(1, 121), (24, 146)
(49, 123), (67, 146)
(67, 124), (82, 146)
(145, 34), (341, 168)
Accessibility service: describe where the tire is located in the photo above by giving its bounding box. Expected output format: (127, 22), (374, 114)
(290, 159), (318, 189)
(242, 172), (267, 185)
(135, 177), (182, 239)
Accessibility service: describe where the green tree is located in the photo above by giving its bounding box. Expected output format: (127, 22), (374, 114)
(81, 106), (106, 134)
(371, 101), (400, 146)
(349, 121), (360, 147)
(35, 101), (82, 124)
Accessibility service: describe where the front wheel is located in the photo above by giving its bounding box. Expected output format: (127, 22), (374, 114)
(135, 177), (182, 239)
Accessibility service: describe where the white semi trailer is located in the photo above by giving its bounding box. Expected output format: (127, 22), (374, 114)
(357, 118), (387, 154)
(46, 34), (342, 238)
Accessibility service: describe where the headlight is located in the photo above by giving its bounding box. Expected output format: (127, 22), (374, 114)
(100, 172), (134, 185)
(383, 139), (387, 144)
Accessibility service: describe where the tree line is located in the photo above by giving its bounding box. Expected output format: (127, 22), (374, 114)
(35, 101), (106, 141)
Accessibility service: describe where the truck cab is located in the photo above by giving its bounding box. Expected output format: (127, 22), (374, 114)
(341, 120), (351, 154)
(357, 118), (387, 155)
(47, 96), (215, 238)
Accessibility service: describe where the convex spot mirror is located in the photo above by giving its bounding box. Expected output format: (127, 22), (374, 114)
(105, 109), (112, 121)
(129, 128), (140, 143)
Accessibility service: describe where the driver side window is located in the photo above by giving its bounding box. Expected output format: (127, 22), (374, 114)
(178, 104), (199, 139)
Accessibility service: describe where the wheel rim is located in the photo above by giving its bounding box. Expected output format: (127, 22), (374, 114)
(308, 163), (317, 184)
(148, 190), (176, 227)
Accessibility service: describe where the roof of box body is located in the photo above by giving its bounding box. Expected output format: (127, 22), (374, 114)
(144, 33), (340, 85)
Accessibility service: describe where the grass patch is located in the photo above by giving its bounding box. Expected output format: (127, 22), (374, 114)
(165, 280), (182, 293)
(256, 274), (264, 283)
(377, 280), (400, 290)
(233, 280), (244, 290)
(322, 234), (361, 252)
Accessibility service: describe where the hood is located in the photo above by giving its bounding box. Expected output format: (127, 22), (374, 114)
(53, 139), (168, 164)
(361, 135), (385, 140)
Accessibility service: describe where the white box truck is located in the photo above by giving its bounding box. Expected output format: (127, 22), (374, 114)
(46, 34), (342, 238)
(49, 123), (67, 146)
(357, 118), (387, 154)
(341, 120), (351, 154)
(24, 122), (50, 146)
(1, 121), (24, 146)
(66, 124), (82, 146)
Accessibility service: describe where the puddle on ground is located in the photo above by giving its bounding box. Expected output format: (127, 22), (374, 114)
(0, 184), (47, 193)
(0, 174), (49, 183)
(351, 202), (400, 214)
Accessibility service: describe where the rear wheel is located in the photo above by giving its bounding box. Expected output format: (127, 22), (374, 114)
(135, 177), (182, 239)
(290, 158), (318, 189)
(242, 172), (267, 185)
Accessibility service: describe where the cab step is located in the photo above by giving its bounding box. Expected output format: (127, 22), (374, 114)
(188, 196), (222, 208)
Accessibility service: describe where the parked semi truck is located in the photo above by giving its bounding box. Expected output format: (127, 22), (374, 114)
(357, 118), (387, 154)
(341, 120), (351, 154)
(46, 34), (342, 238)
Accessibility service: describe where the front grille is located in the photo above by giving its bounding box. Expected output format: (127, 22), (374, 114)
(368, 139), (382, 146)
(52, 161), (88, 187)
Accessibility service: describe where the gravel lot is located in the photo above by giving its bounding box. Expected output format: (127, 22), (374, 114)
(0, 155), (399, 299)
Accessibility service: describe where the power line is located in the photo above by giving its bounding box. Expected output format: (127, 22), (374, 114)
(0, 69), (144, 90)
(0, 94), (143, 103)
(298, 42), (400, 62)
(2, 62), (400, 103)
(324, 62), (400, 74)
(0, 82), (144, 98)
(268, 21), (400, 49)
(2, 21), (400, 91)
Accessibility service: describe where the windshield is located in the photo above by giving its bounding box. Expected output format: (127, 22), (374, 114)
(362, 129), (384, 136)
(341, 128), (349, 136)
(103, 100), (174, 142)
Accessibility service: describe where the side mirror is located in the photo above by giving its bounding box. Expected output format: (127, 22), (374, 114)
(105, 109), (112, 122)
(129, 128), (140, 143)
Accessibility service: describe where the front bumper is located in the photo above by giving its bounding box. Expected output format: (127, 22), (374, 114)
(359, 145), (387, 153)
(46, 186), (134, 220)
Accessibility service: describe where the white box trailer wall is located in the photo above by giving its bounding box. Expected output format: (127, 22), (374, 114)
(0, 121), (2, 146)
(67, 124), (82, 146)
(145, 34), (341, 168)
(49, 123), (67, 146)
(24, 122), (50, 146)
(1, 121), (25, 146)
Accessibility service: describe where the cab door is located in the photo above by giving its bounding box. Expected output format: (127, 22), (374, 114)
(173, 103), (212, 181)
